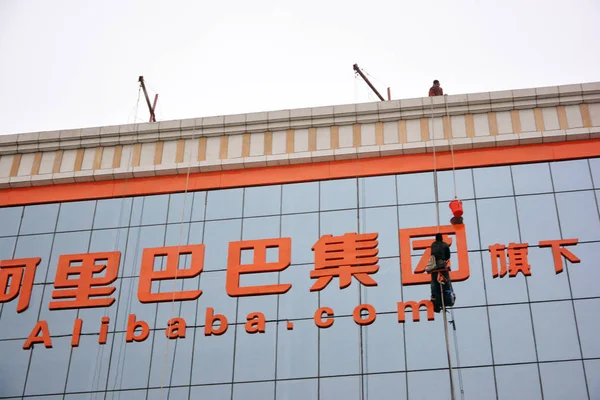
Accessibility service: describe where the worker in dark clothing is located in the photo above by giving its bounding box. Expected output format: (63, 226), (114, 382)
(426, 233), (455, 313)
(429, 80), (443, 97)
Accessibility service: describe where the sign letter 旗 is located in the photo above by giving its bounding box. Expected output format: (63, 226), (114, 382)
(0, 224), (580, 350)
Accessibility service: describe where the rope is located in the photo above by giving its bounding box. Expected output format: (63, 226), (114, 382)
(159, 121), (198, 395)
(445, 95), (458, 200)
(430, 98), (456, 400)
(89, 86), (142, 399)
(450, 308), (465, 399)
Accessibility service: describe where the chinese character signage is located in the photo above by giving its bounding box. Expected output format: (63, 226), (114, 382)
(0, 224), (581, 351)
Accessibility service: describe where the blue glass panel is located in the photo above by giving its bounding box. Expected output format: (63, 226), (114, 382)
(551, 159), (593, 192)
(540, 361), (588, 400)
(236, 271), (278, 323)
(140, 194), (169, 226)
(0, 339), (30, 397)
(279, 264), (318, 321)
(190, 191), (207, 221)
(437, 168), (475, 202)
(320, 178), (357, 211)
(584, 359), (600, 400)
(244, 185), (281, 217)
(320, 209), (357, 237)
(589, 157), (600, 188)
(495, 364), (542, 400)
(360, 206), (399, 257)
(574, 298), (600, 358)
(203, 219), (242, 271)
(516, 194), (560, 244)
(488, 304), (537, 364)
(276, 379), (318, 400)
(105, 390), (147, 400)
(473, 165), (513, 198)
(233, 322), (276, 382)
(114, 277), (158, 332)
(38, 284), (77, 336)
(0, 284), (43, 339)
(93, 197), (132, 229)
(477, 197), (520, 252)
(396, 171), (435, 204)
(320, 316), (361, 376)
(166, 192), (193, 224)
(148, 330), (194, 387)
(147, 387), (190, 400)
(319, 269), (361, 317)
(281, 213), (318, 265)
(191, 326), (234, 384)
(531, 300), (581, 361)
(361, 258), (402, 313)
(0, 206), (22, 237)
(567, 242), (600, 298)
(281, 181), (319, 214)
(276, 320), (318, 379)
(130, 197), (144, 226)
(458, 367), (497, 400)
(44, 231), (91, 283)
(20, 203), (59, 235)
(320, 376), (361, 400)
(232, 382), (274, 400)
(556, 191), (600, 242)
(364, 373), (407, 400)
(56, 200), (95, 232)
(449, 307), (492, 367)
(13, 233), (53, 284)
(363, 313), (405, 373)
(407, 370), (451, 399)
(512, 162), (553, 195)
(0, 236), (16, 260)
(404, 311), (449, 370)
(66, 334), (112, 393)
(398, 203), (437, 229)
(164, 222), (191, 246)
(451, 251), (486, 307)
(24, 337), (71, 395)
(190, 384), (232, 398)
(106, 332), (152, 390)
(205, 188), (244, 220)
(197, 271), (237, 326)
(358, 175), (397, 207)
(526, 246), (571, 302)
(122, 225), (165, 277)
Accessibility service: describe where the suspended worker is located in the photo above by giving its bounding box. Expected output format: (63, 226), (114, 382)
(428, 80), (444, 97)
(425, 233), (456, 313)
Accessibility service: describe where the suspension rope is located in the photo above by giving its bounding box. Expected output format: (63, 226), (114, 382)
(89, 86), (142, 400)
(445, 95), (458, 200)
(159, 120), (198, 395)
(430, 99), (456, 400)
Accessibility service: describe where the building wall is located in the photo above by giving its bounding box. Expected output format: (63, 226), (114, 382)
(1, 158), (600, 399)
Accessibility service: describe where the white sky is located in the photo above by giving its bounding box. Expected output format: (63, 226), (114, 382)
(0, 0), (599, 135)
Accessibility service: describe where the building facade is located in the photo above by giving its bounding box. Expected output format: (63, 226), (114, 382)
(1, 83), (600, 399)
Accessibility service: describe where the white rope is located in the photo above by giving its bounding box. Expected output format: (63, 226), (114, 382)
(159, 120), (198, 395)
(430, 98), (456, 400)
(445, 95), (458, 200)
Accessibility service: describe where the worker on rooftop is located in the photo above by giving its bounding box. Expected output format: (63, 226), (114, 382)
(428, 80), (443, 97)
(426, 233), (455, 313)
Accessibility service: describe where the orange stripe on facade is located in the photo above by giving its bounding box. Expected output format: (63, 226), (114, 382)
(2, 140), (600, 207)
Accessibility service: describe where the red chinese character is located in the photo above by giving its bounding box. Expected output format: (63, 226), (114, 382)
(399, 224), (470, 286)
(226, 238), (292, 297)
(488, 243), (531, 278)
(310, 232), (379, 291)
(539, 239), (580, 274)
(49, 252), (120, 310)
(0, 257), (40, 313)
(138, 245), (204, 303)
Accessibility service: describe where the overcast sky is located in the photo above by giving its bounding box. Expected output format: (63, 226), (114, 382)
(1, 0), (599, 135)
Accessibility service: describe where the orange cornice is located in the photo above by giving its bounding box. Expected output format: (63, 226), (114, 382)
(1, 140), (599, 207)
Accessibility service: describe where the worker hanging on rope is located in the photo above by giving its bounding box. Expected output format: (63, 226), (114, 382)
(428, 80), (444, 97)
(425, 233), (456, 313)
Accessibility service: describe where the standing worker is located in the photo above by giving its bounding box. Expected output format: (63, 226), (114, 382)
(429, 80), (444, 97)
(425, 233), (456, 313)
